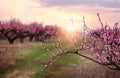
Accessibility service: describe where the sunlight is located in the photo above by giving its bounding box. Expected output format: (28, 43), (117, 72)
(65, 25), (77, 37)
(66, 26), (74, 32)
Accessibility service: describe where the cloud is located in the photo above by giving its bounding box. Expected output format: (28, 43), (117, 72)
(39, 0), (120, 8)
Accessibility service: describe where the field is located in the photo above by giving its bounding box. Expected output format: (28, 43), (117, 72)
(0, 40), (82, 78)
(0, 40), (120, 78)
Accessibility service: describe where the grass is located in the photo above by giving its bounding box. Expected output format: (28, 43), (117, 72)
(1, 40), (120, 78)
(1, 42), (83, 78)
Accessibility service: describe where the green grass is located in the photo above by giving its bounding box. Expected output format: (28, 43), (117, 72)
(2, 42), (84, 78)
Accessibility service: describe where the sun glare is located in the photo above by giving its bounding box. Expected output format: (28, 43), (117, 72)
(66, 26), (74, 32)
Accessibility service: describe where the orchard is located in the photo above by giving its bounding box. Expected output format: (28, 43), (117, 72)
(0, 13), (120, 78)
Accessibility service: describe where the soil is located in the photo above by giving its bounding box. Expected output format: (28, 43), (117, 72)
(59, 61), (120, 78)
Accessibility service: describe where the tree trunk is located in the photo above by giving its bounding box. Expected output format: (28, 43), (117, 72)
(20, 37), (24, 43)
(8, 38), (14, 44)
(29, 35), (34, 42)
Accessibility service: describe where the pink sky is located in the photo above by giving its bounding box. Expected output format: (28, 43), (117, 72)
(0, 0), (120, 30)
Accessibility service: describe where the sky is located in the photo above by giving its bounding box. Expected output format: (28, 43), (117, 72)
(0, 0), (120, 30)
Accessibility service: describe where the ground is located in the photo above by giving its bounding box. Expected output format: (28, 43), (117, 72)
(0, 41), (120, 78)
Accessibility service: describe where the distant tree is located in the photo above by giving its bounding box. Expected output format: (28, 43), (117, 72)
(26, 22), (43, 42)
(0, 19), (19, 44)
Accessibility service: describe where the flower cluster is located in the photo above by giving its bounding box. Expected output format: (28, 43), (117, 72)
(82, 14), (120, 70)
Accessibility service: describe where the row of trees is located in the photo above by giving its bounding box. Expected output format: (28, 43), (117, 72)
(0, 19), (57, 44)
(0, 14), (120, 71)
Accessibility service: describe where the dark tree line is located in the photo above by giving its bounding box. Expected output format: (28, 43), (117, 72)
(0, 19), (57, 44)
